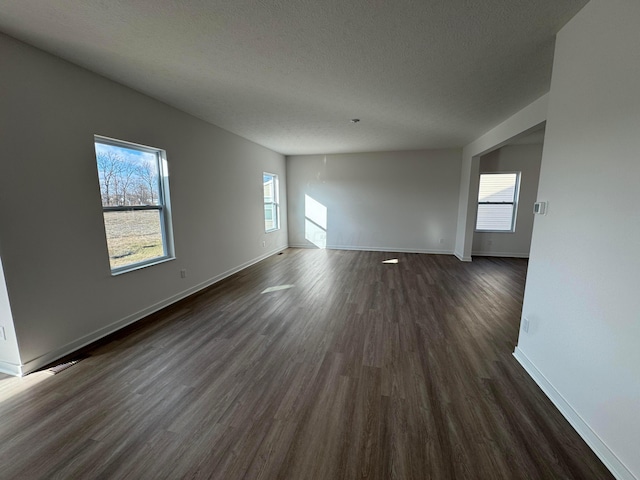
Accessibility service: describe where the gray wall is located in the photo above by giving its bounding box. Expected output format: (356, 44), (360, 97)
(287, 150), (461, 253)
(472, 144), (542, 257)
(515, 0), (640, 478)
(0, 33), (288, 375)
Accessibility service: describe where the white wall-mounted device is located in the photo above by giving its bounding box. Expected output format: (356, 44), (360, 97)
(533, 201), (547, 215)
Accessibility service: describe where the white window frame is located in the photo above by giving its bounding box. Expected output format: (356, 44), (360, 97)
(263, 172), (280, 233)
(475, 172), (521, 233)
(94, 135), (175, 275)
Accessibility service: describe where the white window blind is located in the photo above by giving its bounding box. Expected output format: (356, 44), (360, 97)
(476, 173), (519, 231)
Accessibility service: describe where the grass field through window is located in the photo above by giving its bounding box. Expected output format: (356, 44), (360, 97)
(103, 210), (164, 268)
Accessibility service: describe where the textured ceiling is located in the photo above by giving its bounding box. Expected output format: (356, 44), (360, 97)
(0, 0), (588, 155)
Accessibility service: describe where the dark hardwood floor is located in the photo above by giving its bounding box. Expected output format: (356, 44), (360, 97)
(0, 249), (613, 479)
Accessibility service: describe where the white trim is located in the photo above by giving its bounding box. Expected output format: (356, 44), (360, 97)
(327, 245), (452, 255)
(472, 251), (529, 258)
(454, 251), (473, 262)
(288, 243), (453, 255)
(110, 255), (175, 276)
(0, 360), (23, 377)
(513, 347), (635, 480)
(17, 246), (287, 377)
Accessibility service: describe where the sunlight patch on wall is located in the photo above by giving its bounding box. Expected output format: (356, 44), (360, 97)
(305, 194), (327, 249)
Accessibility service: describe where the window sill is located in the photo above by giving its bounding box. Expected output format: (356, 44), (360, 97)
(110, 255), (175, 276)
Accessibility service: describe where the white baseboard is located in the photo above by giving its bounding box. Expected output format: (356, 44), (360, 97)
(17, 246), (288, 377)
(513, 347), (635, 480)
(454, 251), (472, 262)
(288, 243), (452, 255)
(327, 245), (452, 255)
(472, 251), (529, 258)
(0, 360), (22, 376)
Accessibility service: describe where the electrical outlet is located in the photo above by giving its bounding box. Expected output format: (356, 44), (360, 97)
(262, 241), (266, 247)
(439, 238), (444, 244)
(0, 326), (6, 341)
(522, 317), (530, 333)
(180, 269), (187, 279)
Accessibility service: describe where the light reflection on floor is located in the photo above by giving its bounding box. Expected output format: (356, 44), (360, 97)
(261, 284), (295, 294)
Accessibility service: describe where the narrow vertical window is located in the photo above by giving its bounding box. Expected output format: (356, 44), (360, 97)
(263, 173), (280, 232)
(94, 136), (174, 274)
(476, 172), (520, 232)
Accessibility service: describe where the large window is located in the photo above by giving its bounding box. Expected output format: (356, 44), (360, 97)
(94, 136), (174, 274)
(476, 172), (520, 232)
(263, 173), (280, 232)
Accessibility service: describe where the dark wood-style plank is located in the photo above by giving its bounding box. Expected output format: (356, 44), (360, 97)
(0, 249), (614, 479)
